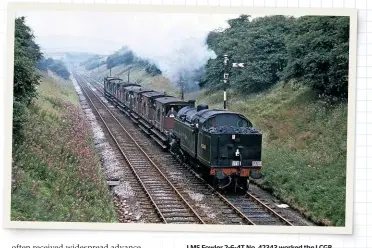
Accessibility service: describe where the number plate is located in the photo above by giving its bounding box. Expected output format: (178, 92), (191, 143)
(231, 161), (241, 166)
(252, 161), (262, 167)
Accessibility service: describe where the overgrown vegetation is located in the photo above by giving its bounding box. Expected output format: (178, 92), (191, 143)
(204, 15), (349, 101)
(37, 57), (70, 80)
(11, 75), (117, 222)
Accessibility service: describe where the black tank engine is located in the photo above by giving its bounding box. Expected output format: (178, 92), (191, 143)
(104, 76), (263, 191)
(169, 105), (262, 191)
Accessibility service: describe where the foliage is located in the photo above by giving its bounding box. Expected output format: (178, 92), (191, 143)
(37, 57), (70, 80)
(137, 59), (162, 76)
(204, 15), (349, 100)
(282, 16), (350, 101)
(11, 76), (117, 222)
(106, 47), (162, 76)
(106, 49), (135, 69)
(13, 17), (42, 144)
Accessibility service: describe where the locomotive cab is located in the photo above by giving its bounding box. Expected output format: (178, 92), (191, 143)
(198, 111), (263, 188)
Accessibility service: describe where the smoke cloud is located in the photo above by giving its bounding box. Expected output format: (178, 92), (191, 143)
(129, 26), (217, 89)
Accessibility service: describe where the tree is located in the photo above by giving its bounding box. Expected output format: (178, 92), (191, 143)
(37, 58), (71, 80)
(204, 15), (293, 92)
(13, 17), (42, 144)
(203, 15), (349, 101)
(282, 16), (350, 101)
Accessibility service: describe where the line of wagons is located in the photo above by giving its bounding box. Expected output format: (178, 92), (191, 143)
(104, 76), (263, 191)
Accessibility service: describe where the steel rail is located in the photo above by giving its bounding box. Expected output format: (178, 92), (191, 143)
(245, 191), (293, 226)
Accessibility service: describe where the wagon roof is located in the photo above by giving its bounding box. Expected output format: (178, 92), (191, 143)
(132, 87), (153, 94)
(120, 83), (141, 87)
(155, 96), (188, 105)
(142, 91), (165, 98)
(122, 85), (141, 91)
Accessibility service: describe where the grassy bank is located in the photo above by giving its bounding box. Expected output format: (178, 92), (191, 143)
(197, 82), (347, 226)
(11, 73), (117, 222)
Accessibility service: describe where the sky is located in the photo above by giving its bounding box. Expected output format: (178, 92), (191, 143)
(18, 11), (241, 55)
(15, 11), (289, 86)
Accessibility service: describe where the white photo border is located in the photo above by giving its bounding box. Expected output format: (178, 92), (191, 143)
(3, 3), (358, 235)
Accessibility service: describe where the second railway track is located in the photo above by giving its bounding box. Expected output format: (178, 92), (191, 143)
(74, 71), (296, 226)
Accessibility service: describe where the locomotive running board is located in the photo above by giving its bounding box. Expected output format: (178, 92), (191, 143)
(150, 134), (167, 149)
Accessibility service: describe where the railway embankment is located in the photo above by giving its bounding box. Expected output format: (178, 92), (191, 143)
(197, 81), (347, 227)
(11, 73), (117, 222)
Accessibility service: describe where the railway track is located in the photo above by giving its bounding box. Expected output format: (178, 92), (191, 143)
(74, 71), (295, 226)
(74, 72), (205, 224)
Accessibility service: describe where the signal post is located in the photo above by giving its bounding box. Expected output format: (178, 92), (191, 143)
(222, 54), (245, 110)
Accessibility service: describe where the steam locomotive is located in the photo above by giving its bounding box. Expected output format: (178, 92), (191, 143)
(103, 76), (263, 191)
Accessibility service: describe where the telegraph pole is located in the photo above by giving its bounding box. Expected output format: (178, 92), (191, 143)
(223, 54), (229, 110)
(128, 69), (130, 83)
